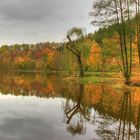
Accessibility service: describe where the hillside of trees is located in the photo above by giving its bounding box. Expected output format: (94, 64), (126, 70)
(0, 25), (139, 78)
(0, 39), (118, 73)
(0, 28), (138, 76)
(0, 43), (62, 72)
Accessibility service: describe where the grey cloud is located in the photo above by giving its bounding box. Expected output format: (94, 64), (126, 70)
(0, 0), (75, 21)
(0, 0), (95, 45)
(0, 0), (53, 21)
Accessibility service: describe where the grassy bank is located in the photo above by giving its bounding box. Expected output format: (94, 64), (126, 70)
(63, 72), (122, 84)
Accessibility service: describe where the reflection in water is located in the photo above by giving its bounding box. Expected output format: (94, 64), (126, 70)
(63, 84), (140, 139)
(117, 90), (132, 140)
(64, 84), (90, 135)
(93, 90), (140, 140)
(0, 72), (140, 139)
(117, 90), (140, 140)
(136, 104), (140, 140)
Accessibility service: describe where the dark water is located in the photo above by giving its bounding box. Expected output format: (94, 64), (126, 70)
(0, 72), (140, 140)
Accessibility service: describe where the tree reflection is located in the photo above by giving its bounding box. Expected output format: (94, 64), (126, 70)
(63, 84), (90, 135)
(0, 72), (62, 98)
(116, 90), (140, 140)
(94, 89), (139, 140)
(117, 90), (133, 140)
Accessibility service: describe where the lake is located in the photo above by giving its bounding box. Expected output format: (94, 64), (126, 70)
(0, 72), (140, 140)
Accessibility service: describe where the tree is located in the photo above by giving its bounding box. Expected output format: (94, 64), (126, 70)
(135, 0), (140, 63)
(90, 0), (135, 85)
(66, 27), (87, 77)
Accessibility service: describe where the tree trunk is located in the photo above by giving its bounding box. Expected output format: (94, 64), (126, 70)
(125, 75), (131, 85)
(78, 57), (84, 77)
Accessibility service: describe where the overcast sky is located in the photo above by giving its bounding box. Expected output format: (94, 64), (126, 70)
(0, 0), (96, 45)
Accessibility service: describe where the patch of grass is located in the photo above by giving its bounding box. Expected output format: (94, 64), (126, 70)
(84, 72), (120, 78)
(63, 76), (79, 82)
(79, 76), (117, 84)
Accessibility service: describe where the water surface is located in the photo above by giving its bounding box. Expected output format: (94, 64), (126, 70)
(0, 72), (140, 140)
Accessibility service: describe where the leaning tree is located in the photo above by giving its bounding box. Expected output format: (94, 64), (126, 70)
(66, 27), (87, 77)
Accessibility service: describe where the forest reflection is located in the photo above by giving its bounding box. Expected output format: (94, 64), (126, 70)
(0, 72), (140, 139)
(64, 87), (140, 140)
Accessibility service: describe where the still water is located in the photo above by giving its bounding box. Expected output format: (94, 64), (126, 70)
(0, 72), (140, 140)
